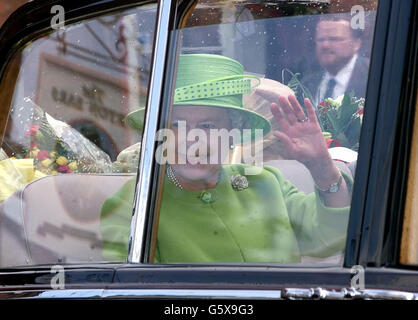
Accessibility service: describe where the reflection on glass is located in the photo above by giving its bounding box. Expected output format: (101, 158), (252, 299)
(0, 4), (157, 267)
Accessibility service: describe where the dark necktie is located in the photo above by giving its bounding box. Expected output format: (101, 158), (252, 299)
(323, 78), (336, 100)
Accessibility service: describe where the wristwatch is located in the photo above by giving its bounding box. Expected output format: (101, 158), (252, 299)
(315, 173), (343, 193)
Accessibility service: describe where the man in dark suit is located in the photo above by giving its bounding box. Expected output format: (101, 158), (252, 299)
(302, 15), (370, 106)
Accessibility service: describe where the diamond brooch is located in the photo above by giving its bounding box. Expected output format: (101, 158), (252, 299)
(230, 174), (249, 191)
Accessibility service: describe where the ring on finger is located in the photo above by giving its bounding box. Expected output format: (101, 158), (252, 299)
(298, 116), (309, 123)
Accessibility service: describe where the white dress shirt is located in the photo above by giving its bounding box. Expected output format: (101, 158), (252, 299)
(316, 54), (358, 104)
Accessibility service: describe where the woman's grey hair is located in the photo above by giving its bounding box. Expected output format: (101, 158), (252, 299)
(228, 109), (247, 132)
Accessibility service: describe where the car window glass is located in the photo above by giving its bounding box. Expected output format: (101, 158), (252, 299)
(0, 3), (157, 267)
(101, 0), (379, 265)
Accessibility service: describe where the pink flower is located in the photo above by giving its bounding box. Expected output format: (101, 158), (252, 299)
(36, 150), (49, 161)
(320, 105), (329, 115)
(30, 141), (40, 149)
(326, 139), (341, 148)
(25, 125), (40, 138)
(57, 164), (69, 173)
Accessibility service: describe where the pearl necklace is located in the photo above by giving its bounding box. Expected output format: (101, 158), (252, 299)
(167, 165), (183, 190)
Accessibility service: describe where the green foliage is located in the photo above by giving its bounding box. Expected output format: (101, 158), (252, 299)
(282, 68), (315, 106)
(281, 68), (363, 151)
(318, 93), (362, 151)
(38, 113), (70, 158)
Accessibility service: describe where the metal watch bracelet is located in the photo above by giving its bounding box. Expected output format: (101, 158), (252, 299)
(315, 172), (343, 193)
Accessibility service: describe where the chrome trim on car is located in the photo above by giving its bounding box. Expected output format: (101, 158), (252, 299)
(283, 287), (418, 300)
(282, 288), (314, 300)
(128, 0), (174, 264)
(3, 289), (283, 300)
(359, 289), (418, 300)
(313, 288), (347, 300)
(2, 287), (418, 300)
(283, 287), (353, 300)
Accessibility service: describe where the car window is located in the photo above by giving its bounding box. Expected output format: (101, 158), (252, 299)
(400, 90), (418, 267)
(103, 0), (379, 265)
(0, 3), (157, 267)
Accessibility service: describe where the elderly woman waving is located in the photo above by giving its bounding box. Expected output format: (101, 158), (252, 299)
(100, 54), (352, 263)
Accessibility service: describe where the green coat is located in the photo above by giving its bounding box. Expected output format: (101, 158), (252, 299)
(100, 164), (351, 263)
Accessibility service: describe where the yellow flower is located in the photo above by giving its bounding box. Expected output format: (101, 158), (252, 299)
(323, 131), (332, 140)
(41, 159), (53, 167)
(50, 151), (57, 159)
(30, 148), (40, 158)
(335, 95), (344, 105)
(51, 170), (58, 175)
(56, 156), (68, 166)
(68, 162), (78, 171)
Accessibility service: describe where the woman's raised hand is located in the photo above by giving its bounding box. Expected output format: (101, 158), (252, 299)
(270, 94), (329, 168)
(271, 94), (350, 207)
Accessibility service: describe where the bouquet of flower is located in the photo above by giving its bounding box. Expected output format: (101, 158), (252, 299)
(317, 93), (364, 151)
(17, 101), (114, 175)
(282, 70), (364, 151)
(22, 121), (79, 175)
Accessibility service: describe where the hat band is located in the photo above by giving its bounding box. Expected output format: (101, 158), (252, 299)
(174, 75), (260, 103)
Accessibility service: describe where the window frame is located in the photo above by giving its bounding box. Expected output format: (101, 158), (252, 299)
(131, 0), (418, 278)
(127, 0), (177, 264)
(385, 0), (418, 268)
(0, 0), (159, 266)
(0, 0), (418, 298)
(344, 0), (418, 269)
(135, 0), (415, 269)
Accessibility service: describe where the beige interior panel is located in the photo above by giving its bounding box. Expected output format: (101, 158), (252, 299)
(400, 93), (418, 265)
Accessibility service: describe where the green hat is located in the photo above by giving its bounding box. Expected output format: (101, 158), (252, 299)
(125, 54), (271, 142)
